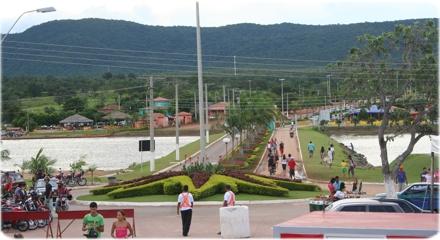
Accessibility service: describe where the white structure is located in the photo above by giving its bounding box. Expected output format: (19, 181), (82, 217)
(219, 206), (251, 238)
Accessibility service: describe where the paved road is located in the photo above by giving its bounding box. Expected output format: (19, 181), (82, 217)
(4, 200), (309, 238)
(171, 135), (240, 171)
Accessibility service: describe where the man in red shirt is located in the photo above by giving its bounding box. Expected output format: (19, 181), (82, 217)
(288, 154), (296, 180)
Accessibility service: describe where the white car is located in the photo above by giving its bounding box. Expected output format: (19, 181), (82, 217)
(325, 198), (404, 213)
(34, 178), (58, 195)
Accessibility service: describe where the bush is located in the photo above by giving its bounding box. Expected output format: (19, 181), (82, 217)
(90, 185), (120, 195)
(107, 181), (164, 198)
(163, 179), (182, 195)
(236, 181), (288, 196)
(190, 172), (211, 188)
(273, 180), (320, 191)
(183, 162), (224, 176)
(192, 175), (238, 200)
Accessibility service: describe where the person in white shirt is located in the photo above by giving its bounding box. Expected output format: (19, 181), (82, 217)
(424, 170), (433, 183)
(327, 147), (333, 168)
(177, 185), (194, 237)
(334, 183), (347, 200)
(223, 185), (235, 207)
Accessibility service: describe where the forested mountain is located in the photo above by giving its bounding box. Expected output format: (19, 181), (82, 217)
(2, 18), (435, 76)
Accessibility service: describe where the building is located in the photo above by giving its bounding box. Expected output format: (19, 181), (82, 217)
(177, 112), (193, 125)
(59, 114), (93, 129)
(102, 111), (132, 126)
(153, 97), (170, 110)
(99, 104), (121, 114)
(153, 113), (169, 128)
(208, 102), (228, 119)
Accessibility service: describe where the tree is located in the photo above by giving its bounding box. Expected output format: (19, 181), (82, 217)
(63, 97), (86, 112)
(21, 148), (57, 175)
(88, 164), (98, 185)
(70, 155), (87, 172)
(334, 20), (437, 197)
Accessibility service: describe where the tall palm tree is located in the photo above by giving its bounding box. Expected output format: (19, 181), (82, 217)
(21, 148), (57, 175)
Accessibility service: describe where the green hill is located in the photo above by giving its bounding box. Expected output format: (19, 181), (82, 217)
(2, 18), (435, 76)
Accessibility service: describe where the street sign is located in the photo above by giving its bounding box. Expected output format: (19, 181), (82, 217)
(139, 140), (154, 152)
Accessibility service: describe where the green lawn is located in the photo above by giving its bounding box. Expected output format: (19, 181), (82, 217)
(115, 132), (225, 181)
(298, 128), (384, 182)
(391, 154), (435, 183)
(298, 128), (434, 184)
(77, 190), (324, 202)
(21, 96), (61, 113)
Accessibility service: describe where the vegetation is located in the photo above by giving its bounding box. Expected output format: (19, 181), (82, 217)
(333, 20), (438, 196)
(19, 148), (57, 175)
(1, 149), (11, 161)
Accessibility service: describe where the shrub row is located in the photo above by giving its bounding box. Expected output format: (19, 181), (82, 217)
(107, 175), (195, 199)
(253, 173), (302, 183)
(223, 170), (272, 186)
(273, 179), (320, 192)
(90, 185), (121, 195)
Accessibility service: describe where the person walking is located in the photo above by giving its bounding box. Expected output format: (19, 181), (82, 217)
(307, 141), (316, 159)
(396, 167), (408, 191)
(327, 147), (333, 168)
(320, 146), (325, 164)
(288, 155), (296, 180)
(348, 155), (356, 178)
(330, 144), (335, 160)
(420, 167), (427, 182)
(82, 202), (104, 238)
(279, 141), (284, 155)
(177, 185), (194, 237)
(281, 154), (288, 175)
(333, 176), (341, 191)
(223, 185), (235, 207)
(111, 210), (133, 238)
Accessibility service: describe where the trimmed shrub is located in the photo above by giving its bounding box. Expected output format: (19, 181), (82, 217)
(163, 179), (182, 195)
(90, 185), (121, 195)
(246, 174), (277, 186)
(192, 175), (237, 200)
(107, 181), (164, 198)
(273, 180), (320, 192)
(236, 180), (288, 196)
(190, 172), (211, 188)
(223, 171), (272, 186)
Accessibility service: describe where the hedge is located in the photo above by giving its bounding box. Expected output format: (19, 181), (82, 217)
(192, 175), (237, 200)
(273, 180), (320, 192)
(107, 181), (164, 198)
(107, 175), (196, 199)
(90, 185), (121, 195)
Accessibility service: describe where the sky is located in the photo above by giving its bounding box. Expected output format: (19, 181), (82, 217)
(0, 0), (439, 34)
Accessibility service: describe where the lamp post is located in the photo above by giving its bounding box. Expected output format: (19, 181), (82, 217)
(222, 137), (231, 161)
(279, 78), (285, 125)
(1, 7), (56, 42)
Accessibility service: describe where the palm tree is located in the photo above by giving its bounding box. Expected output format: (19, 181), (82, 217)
(88, 164), (97, 185)
(21, 148), (57, 175)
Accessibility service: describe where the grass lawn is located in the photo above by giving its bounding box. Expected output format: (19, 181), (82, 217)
(21, 96), (62, 113)
(391, 154), (435, 183)
(115, 132), (225, 181)
(77, 190), (324, 202)
(298, 127), (384, 182)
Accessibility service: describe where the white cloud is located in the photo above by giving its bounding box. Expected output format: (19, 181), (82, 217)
(0, 0), (438, 34)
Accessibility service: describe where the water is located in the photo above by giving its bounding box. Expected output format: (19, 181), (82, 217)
(1, 136), (198, 171)
(331, 134), (432, 166)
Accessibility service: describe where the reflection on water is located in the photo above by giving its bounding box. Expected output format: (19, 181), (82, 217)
(1, 136), (198, 171)
(331, 134), (431, 166)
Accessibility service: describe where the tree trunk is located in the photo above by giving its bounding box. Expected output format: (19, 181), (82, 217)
(384, 173), (396, 198)
(378, 99), (396, 198)
(91, 171), (94, 185)
(239, 130), (244, 155)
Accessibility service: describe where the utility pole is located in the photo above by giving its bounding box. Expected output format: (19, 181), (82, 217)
(233, 56), (237, 76)
(118, 94), (121, 110)
(232, 89), (235, 108)
(279, 78), (285, 121)
(223, 85), (226, 102)
(327, 74), (331, 103)
(286, 93), (289, 119)
(248, 80), (252, 97)
(194, 92), (198, 121)
(196, 2), (206, 162)
(205, 83), (209, 144)
(149, 76), (155, 172)
(26, 111), (29, 132)
(175, 83), (180, 161)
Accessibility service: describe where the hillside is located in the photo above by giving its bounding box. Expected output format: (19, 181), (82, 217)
(2, 18), (434, 76)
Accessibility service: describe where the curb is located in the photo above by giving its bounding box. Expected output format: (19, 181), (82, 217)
(71, 198), (310, 207)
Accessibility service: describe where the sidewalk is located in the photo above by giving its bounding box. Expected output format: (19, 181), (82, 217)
(255, 126), (305, 179)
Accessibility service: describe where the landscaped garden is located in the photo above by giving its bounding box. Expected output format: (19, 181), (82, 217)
(78, 163), (324, 202)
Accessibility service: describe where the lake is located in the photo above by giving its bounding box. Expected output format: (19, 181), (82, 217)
(331, 134), (432, 166)
(1, 136), (198, 171)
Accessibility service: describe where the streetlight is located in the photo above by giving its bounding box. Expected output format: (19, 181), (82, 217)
(222, 137), (231, 161)
(279, 78), (285, 125)
(1, 7), (56, 42)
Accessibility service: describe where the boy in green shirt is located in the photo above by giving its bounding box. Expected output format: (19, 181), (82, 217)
(82, 202), (104, 238)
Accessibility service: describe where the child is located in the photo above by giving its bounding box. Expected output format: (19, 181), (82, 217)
(341, 160), (348, 178)
(111, 210), (134, 238)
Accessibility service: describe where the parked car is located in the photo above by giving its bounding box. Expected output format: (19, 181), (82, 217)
(373, 198), (429, 213)
(325, 198), (404, 213)
(34, 178), (58, 195)
(376, 183), (439, 212)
